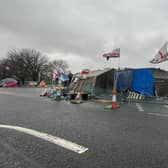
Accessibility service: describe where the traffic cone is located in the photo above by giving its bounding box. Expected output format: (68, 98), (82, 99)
(104, 89), (119, 110)
(111, 89), (119, 109)
(40, 88), (48, 96)
(75, 92), (81, 100)
(71, 92), (82, 104)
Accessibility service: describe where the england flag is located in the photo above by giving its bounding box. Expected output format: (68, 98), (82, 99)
(150, 42), (168, 64)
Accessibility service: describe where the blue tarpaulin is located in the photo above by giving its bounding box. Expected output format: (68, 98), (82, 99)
(116, 70), (133, 92)
(132, 68), (154, 96)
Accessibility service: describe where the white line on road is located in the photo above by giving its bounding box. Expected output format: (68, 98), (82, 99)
(148, 113), (168, 117)
(135, 103), (144, 112)
(0, 125), (88, 154)
(164, 105), (168, 109)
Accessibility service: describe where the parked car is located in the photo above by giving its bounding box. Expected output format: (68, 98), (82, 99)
(0, 78), (18, 87)
(0, 80), (4, 87)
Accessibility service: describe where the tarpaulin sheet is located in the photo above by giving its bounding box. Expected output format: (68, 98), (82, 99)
(132, 68), (154, 96)
(116, 70), (133, 92)
(58, 73), (69, 82)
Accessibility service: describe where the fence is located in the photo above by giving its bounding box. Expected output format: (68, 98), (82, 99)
(122, 91), (168, 105)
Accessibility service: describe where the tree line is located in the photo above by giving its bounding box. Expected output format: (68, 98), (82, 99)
(0, 48), (69, 84)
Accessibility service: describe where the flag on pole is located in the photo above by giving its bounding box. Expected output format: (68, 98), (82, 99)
(58, 73), (69, 82)
(150, 42), (168, 64)
(59, 67), (66, 74)
(53, 71), (58, 79)
(103, 48), (120, 60)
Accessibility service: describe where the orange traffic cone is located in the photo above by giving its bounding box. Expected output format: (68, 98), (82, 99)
(75, 92), (81, 100)
(111, 89), (119, 109)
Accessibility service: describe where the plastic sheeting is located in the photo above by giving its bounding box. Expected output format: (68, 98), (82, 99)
(58, 73), (69, 82)
(132, 68), (154, 96)
(116, 70), (133, 92)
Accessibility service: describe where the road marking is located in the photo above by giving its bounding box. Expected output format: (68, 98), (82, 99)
(0, 125), (88, 154)
(164, 105), (168, 109)
(148, 113), (168, 117)
(135, 103), (144, 112)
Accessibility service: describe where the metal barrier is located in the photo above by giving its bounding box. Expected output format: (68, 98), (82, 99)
(127, 91), (144, 100)
(122, 91), (168, 105)
(93, 91), (168, 105)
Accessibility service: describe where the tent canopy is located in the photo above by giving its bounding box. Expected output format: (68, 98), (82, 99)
(116, 70), (133, 92)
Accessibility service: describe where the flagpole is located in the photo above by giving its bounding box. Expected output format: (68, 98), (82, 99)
(118, 57), (120, 70)
(118, 49), (120, 70)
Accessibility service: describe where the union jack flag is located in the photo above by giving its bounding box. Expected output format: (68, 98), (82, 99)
(103, 48), (120, 60)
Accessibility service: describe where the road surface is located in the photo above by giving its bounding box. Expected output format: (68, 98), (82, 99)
(0, 88), (168, 168)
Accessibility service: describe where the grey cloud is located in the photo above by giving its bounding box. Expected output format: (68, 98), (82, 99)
(0, 0), (168, 71)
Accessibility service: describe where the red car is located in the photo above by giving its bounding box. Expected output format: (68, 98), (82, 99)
(0, 78), (18, 87)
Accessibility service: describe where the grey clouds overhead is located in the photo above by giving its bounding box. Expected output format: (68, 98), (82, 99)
(0, 0), (168, 72)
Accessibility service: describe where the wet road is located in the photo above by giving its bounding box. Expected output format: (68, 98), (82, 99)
(0, 88), (168, 168)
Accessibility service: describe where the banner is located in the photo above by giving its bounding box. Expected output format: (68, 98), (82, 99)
(150, 42), (168, 64)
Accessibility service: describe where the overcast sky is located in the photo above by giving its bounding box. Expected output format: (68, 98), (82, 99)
(0, 0), (168, 72)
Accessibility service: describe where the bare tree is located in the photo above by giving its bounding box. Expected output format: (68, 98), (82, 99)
(0, 49), (70, 85)
(0, 59), (12, 79)
(6, 48), (48, 84)
(49, 59), (69, 72)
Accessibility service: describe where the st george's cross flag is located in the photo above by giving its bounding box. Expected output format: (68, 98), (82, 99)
(103, 48), (120, 60)
(150, 42), (168, 64)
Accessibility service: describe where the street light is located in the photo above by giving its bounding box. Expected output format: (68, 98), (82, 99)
(5, 66), (10, 71)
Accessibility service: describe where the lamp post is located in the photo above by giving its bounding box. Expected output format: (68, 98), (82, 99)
(5, 66), (10, 77)
(5, 66), (10, 71)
